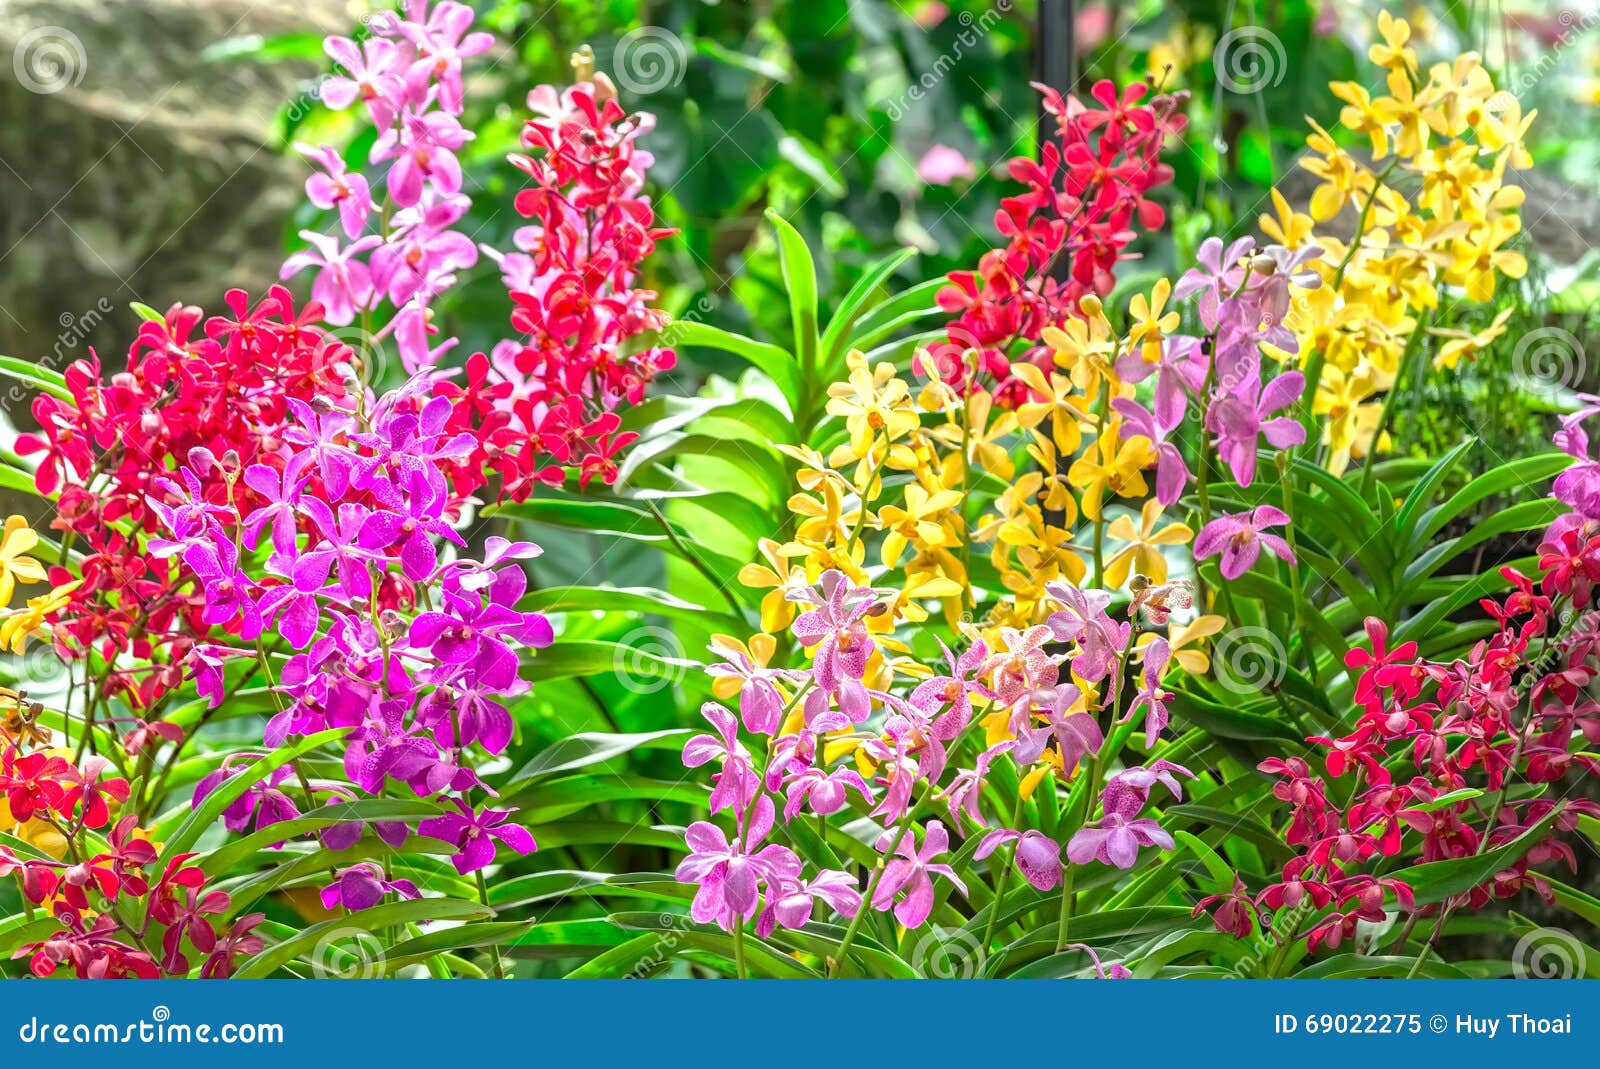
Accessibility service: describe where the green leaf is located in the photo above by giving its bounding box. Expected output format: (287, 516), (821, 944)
(520, 639), (703, 685)
(157, 728), (348, 860)
(1167, 689), (1302, 742)
(520, 584), (739, 630)
(820, 247), (915, 367)
(232, 898), (492, 978)
(0, 356), (70, 402)
(764, 210), (820, 379)
(510, 729), (690, 782)
(670, 321), (800, 412)
(1175, 830), (1234, 893)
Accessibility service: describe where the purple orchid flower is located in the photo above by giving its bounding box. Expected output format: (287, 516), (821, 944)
(681, 703), (761, 815)
(791, 570), (883, 722)
(417, 799), (536, 875)
(675, 795), (800, 930)
(908, 638), (991, 740)
(1126, 638), (1175, 748)
(1113, 396), (1191, 505)
(1174, 235), (1256, 330)
(871, 819), (968, 928)
(976, 828), (1063, 892)
(1194, 505), (1296, 579)
(1205, 370), (1306, 487)
(759, 869), (861, 936)
(319, 863), (421, 912)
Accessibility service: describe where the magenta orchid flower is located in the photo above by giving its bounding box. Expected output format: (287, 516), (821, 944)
(1205, 370), (1306, 487)
(417, 799), (536, 875)
(871, 819), (968, 928)
(976, 828), (1063, 891)
(1194, 506), (1296, 579)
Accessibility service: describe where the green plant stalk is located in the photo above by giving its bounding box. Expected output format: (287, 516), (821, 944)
(644, 499), (743, 613)
(732, 914), (749, 979)
(980, 794), (1029, 951)
(1357, 313), (1432, 501)
(475, 868), (506, 979)
(1275, 454), (1319, 688)
(1056, 628), (1139, 951)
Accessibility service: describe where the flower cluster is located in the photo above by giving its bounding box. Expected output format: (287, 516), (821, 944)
(1277, 13), (1530, 472)
(15, 290), (352, 711)
(1200, 405), (1600, 954)
(0, 727), (260, 979)
(151, 380), (546, 877)
(286, 0), (492, 369)
(442, 74), (677, 499)
(921, 80), (1187, 404)
(679, 569), (1182, 974)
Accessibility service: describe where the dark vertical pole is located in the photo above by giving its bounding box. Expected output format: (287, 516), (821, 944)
(1035, 0), (1075, 285)
(1036, 0), (1076, 534)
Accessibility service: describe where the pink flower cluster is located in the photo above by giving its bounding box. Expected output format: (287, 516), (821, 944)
(677, 570), (1186, 967)
(285, 0), (492, 368)
(439, 81), (678, 500)
(16, 288), (351, 712)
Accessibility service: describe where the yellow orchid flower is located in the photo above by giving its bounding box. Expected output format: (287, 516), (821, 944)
(0, 516), (48, 606)
(1067, 428), (1154, 521)
(1126, 278), (1179, 365)
(1104, 499), (1194, 589)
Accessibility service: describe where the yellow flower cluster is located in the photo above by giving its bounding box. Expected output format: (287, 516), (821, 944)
(1269, 12), (1531, 473)
(728, 291), (1209, 758)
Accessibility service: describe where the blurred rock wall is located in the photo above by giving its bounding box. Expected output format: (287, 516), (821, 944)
(0, 0), (351, 376)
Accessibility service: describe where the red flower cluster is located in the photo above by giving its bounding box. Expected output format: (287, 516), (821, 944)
(0, 743), (261, 978)
(440, 81), (677, 502)
(1206, 542), (1600, 954)
(918, 80), (1187, 405)
(15, 287), (351, 709)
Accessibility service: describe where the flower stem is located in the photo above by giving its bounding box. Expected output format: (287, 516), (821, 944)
(476, 868), (506, 979)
